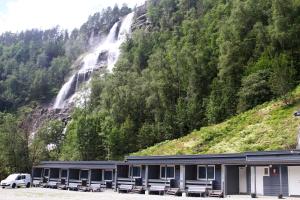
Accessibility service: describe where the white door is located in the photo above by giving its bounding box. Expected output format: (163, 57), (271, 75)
(239, 167), (247, 193)
(255, 167), (264, 195)
(288, 166), (300, 196)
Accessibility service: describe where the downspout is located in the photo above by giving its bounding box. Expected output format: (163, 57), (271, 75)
(279, 166), (283, 199)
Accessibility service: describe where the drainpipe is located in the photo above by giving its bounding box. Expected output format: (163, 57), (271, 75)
(145, 165), (148, 187)
(206, 165), (208, 197)
(279, 166), (283, 199)
(221, 165), (226, 197)
(180, 165), (186, 197)
(165, 165), (167, 186)
(252, 166), (257, 198)
(145, 165), (149, 195)
(88, 169), (91, 186)
(114, 167), (118, 192)
(67, 169), (69, 187)
(130, 165), (133, 184)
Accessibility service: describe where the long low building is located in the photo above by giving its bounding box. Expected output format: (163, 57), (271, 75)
(32, 150), (300, 197)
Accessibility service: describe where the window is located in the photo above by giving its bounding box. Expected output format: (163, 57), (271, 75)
(91, 169), (102, 181)
(197, 165), (215, 180)
(263, 167), (270, 176)
(207, 166), (215, 180)
(80, 170), (89, 180)
(61, 170), (67, 178)
(44, 169), (49, 177)
(130, 166), (141, 178)
(16, 175), (22, 180)
(104, 170), (113, 181)
(21, 175), (26, 180)
(198, 166), (206, 179)
(160, 166), (175, 179)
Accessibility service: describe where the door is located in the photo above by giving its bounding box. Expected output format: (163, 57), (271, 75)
(288, 166), (300, 196)
(239, 167), (247, 194)
(255, 167), (264, 195)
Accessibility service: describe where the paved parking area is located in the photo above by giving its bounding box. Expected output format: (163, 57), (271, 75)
(0, 188), (298, 200)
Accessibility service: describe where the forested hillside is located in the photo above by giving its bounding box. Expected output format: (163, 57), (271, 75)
(134, 85), (300, 156)
(0, 5), (131, 178)
(62, 0), (300, 160)
(0, 0), (300, 179)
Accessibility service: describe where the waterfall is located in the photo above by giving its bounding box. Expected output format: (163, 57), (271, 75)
(53, 12), (134, 109)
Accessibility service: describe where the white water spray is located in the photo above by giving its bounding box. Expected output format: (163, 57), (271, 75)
(53, 12), (134, 109)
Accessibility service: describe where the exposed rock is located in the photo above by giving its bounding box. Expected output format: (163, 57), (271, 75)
(132, 2), (152, 31)
(97, 50), (108, 68)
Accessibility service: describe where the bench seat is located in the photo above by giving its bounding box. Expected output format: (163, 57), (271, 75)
(149, 185), (167, 195)
(118, 184), (133, 193)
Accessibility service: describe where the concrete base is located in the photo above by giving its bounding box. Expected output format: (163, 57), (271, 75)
(145, 190), (149, 195)
(182, 192), (187, 197)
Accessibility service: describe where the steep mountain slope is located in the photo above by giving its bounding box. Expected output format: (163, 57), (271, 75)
(133, 85), (300, 156)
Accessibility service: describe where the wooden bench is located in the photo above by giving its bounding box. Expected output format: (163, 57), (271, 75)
(166, 188), (180, 195)
(132, 186), (144, 194)
(208, 190), (223, 197)
(57, 179), (67, 190)
(32, 179), (41, 187)
(187, 186), (207, 196)
(118, 184), (133, 193)
(47, 181), (58, 188)
(149, 185), (167, 195)
(67, 182), (79, 190)
(90, 183), (103, 192)
(77, 180), (91, 192)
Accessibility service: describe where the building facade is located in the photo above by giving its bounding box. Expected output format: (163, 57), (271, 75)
(32, 150), (300, 197)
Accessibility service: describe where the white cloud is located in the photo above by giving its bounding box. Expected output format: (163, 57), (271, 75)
(0, 0), (146, 33)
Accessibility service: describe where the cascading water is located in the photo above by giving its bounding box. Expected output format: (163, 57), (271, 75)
(53, 12), (134, 109)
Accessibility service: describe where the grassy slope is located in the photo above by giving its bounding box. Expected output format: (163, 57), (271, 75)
(133, 86), (300, 156)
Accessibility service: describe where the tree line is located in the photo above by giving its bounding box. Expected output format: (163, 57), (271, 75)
(0, 5), (131, 179)
(61, 0), (300, 160)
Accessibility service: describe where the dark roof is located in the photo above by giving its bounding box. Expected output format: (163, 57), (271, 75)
(33, 150), (300, 169)
(125, 150), (300, 165)
(125, 153), (246, 165)
(34, 161), (123, 169)
(245, 150), (300, 165)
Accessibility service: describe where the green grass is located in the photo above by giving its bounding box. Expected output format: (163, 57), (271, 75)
(133, 86), (300, 156)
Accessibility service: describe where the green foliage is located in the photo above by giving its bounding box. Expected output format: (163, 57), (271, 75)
(71, 0), (300, 160)
(269, 53), (296, 104)
(0, 113), (30, 179)
(31, 120), (64, 163)
(237, 69), (273, 113)
(133, 85), (300, 156)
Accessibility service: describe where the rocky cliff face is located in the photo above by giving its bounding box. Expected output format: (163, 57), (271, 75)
(132, 2), (152, 31)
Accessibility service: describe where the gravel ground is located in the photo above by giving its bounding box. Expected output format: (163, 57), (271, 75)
(0, 188), (297, 200)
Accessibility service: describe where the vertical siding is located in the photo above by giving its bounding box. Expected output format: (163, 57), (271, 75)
(117, 165), (129, 178)
(174, 165), (180, 187)
(225, 166), (239, 195)
(214, 165), (222, 190)
(263, 165), (288, 196)
(141, 165), (146, 179)
(247, 166), (251, 194)
(185, 165), (197, 180)
(148, 165), (160, 179)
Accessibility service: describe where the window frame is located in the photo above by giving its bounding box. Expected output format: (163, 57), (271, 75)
(197, 165), (215, 181)
(44, 168), (50, 178)
(160, 165), (175, 179)
(263, 167), (270, 176)
(129, 165), (142, 178)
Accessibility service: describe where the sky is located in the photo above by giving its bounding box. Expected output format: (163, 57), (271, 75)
(0, 0), (146, 33)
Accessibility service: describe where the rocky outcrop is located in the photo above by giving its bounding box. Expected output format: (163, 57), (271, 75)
(132, 2), (152, 31)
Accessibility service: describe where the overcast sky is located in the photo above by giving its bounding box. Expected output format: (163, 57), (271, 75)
(0, 0), (146, 33)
